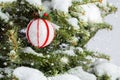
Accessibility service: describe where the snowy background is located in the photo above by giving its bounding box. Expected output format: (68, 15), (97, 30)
(86, 0), (120, 66)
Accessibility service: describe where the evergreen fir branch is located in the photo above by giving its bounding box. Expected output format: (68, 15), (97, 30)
(72, 0), (101, 5)
(97, 3), (117, 17)
(96, 74), (111, 80)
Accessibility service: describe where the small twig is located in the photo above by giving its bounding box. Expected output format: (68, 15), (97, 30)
(9, 30), (17, 51)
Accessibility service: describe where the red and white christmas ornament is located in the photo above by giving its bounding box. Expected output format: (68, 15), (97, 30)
(26, 19), (55, 48)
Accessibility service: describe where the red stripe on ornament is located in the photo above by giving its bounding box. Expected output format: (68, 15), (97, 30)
(41, 19), (50, 48)
(37, 19), (40, 48)
(26, 20), (34, 46)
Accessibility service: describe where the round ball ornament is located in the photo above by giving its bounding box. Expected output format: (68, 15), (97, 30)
(26, 19), (55, 48)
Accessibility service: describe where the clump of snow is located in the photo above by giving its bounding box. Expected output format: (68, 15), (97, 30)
(60, 57), (69, 64)
(51, 0), (72, 13)
(69, 36), (79, 45)
(92, 59), (109, 66)
(0, 0), (16, 3)
(55, 46), (83, 56)
(0, 9), (9, 22)
(0, 74), (3, 78)
(48, 74), (81, 80)
(93, 62), (120, 80)
(79, 3), (103, 23)
(68, 66), (96, 80)
(22, 47), (43, 57)
(67, 18), (80, 30)
(4, 67), (13, 77)
(20, 28), (27, 33)
(63, 49), (75, 56)
(54, 44), (76, 56)
(0, 67), (13, 78)
(9, 21), (14, 26)
(13, 66), (47, 80)
(62, 46), (76, 56)
(4, 67), (13, 74)
(75, 47), (83, 53)
(43, 1), (52, 11)
(59, 43), (69, 50)
(55, 49), (75, 56)
(25, 0), (42, 6)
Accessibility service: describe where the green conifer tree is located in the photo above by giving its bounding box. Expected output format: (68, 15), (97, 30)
(0, 0), (117, 79)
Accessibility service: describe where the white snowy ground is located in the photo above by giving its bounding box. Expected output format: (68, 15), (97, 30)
(86, 0), (120, 66)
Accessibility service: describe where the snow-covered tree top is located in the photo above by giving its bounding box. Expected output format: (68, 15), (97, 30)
(51, 0), (72, 13)
(79, 3), (103, 23)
